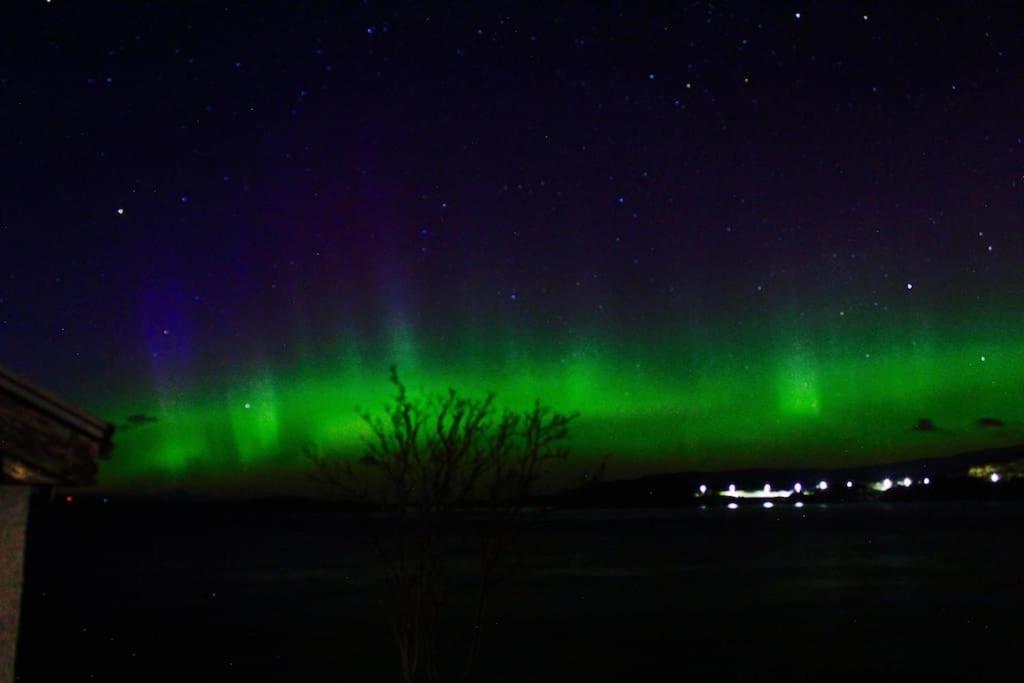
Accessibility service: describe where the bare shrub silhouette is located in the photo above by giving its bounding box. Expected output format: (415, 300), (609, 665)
(306, 366), (578, 683)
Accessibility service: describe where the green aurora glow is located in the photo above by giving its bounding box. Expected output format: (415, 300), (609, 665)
(97, 307), (1024, 489)
(8, 1), (1024, 498)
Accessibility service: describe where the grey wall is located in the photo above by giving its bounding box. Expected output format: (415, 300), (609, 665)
(0, 486), (29, 683)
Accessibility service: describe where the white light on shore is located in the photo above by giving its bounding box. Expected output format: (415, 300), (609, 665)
(923, 477), (931, 485)
(728, 484), (736, 493)
(720, 488), (792, 499)
(901, 477), (912, 487)
(699, 484), (708, 495)
(882, 478), (893, 491)
(846, 481), (853, 488)
(817, 480), (828, 491)
(991, 473), (1000, 483)
(764, 484), (772, 493)
(793, 483), (803, 494)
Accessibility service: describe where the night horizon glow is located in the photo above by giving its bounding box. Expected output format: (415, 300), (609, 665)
(90, 307), (1024, 489)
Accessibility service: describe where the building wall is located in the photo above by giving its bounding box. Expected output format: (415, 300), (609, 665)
(0, 486), (29, 683)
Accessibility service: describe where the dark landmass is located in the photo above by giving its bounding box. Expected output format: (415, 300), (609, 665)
(18, 445), (1024, 682)
(57, 443), (1024, 512)
(18, 499), (1024, 682)
(541, 443), (1024, 508)
(19, 445), (1020, 682)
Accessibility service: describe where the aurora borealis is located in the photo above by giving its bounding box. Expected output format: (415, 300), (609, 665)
(103, 316), (1024, 489)
(3, 2), (1024, 491)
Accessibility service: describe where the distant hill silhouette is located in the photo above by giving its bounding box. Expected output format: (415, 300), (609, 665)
(536, 443), (1024, 507)
(49, 443), (1024, 511)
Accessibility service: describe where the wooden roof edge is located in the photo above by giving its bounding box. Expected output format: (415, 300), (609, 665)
(0, 363), (116, 448)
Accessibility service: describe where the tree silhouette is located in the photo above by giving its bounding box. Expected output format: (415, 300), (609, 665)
(306, 366), (577, 683)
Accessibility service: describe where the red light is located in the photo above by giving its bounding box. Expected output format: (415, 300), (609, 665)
(65, 495), (74, 504)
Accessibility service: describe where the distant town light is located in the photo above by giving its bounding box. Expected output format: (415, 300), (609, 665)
(728, 484), (736, 493)
(846, 481), (853, 488)
(990, 473), (1000, 483)
(923, 477), (931, 485)
(763, 484), (771, 493)
(719, 487), (792, 500)
(699, 484), (708, 495)
(901, 477), (912, 487)
(881, 478), (893, 491)
(817, 480), (828, 491)
(793, 482), (803, 494)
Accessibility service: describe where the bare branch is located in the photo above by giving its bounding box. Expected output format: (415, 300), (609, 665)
(306, 369), (577, 683)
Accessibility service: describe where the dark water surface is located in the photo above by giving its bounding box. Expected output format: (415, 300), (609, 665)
(16, 502), (1023, 681)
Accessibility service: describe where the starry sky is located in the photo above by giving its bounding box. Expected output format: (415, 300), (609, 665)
(2, 1), (1023, 492)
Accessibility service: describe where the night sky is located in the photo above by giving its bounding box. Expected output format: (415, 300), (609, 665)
(2, 1), (1023, 491)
